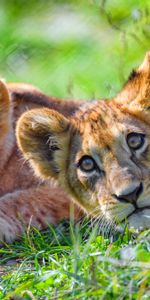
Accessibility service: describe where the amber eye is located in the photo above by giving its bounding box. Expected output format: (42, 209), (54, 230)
(78, 156), (96, 172)
(127, 132), (145, 150)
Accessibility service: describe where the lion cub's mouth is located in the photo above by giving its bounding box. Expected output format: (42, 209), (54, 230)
(128, 206), (150, 218)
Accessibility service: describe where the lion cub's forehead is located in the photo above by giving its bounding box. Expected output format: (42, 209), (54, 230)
(74, 101), (125, 147)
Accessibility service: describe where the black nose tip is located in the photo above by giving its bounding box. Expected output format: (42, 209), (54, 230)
(113, 183), (143, 204)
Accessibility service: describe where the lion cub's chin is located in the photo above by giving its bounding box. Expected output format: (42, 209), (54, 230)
(128, 209), (150, 231)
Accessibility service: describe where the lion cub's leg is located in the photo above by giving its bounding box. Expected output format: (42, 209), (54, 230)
(0, 186), (81, 244)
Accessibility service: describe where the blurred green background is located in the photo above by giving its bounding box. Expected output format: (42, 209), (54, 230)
(1, 0), (150, 100)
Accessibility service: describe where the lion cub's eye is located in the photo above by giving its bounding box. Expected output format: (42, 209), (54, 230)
(127, 132), (145, 150)
(78, 156), (96, 172)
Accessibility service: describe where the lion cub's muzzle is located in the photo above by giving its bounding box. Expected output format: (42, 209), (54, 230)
(112, 182), (143, 206)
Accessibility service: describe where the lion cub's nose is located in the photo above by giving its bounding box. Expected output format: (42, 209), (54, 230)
(113, 183), (143, 204)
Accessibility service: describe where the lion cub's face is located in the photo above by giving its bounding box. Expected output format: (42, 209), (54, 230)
(68, 101), (150, 231)
(17, 99), (150, 232)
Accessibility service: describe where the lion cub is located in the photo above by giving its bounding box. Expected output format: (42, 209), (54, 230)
(0, 81), (81, 243)
(17, 53), (150, 235)
(0, 53), (150, 244)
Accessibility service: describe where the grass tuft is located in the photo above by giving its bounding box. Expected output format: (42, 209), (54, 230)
(0, 223), (150, 299)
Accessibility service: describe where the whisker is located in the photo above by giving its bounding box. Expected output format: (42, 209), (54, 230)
(79, 206), (101, 228)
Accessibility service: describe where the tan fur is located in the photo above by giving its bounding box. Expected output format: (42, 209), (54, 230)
(17, 52), (150, 235)
(0, 81), (82, 244)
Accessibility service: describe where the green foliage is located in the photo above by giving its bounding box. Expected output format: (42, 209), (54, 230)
(0, 0), (150, 99)
(0, 225), (150, 299)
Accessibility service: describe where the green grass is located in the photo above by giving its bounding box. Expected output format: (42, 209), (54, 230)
(0, 224), (150, 300)
(0, 1), (150, 299)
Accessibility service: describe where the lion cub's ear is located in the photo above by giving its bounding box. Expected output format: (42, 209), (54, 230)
(115, 52), (150, 119)
(16, 108), (71, 179)
(115, 52), (150, 107)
